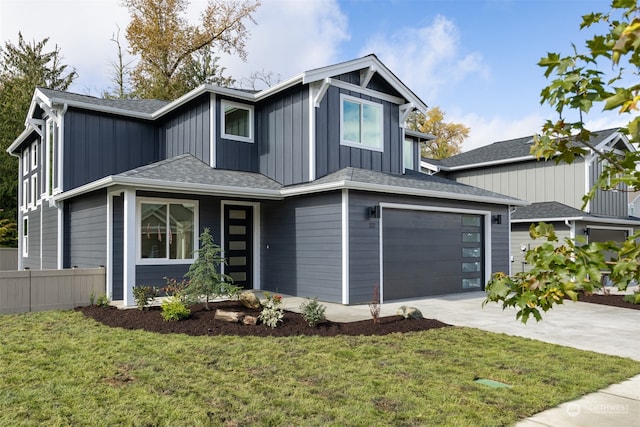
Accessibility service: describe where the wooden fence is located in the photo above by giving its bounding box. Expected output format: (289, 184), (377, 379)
(0, 268), (106, 314)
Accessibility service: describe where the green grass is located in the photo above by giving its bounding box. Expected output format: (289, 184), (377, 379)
(1, 310), (639, 426)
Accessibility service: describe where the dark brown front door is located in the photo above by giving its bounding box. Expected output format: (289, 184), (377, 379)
(224, 205), (253, 289)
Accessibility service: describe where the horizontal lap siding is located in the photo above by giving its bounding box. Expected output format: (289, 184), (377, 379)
(41, 203), (58, 269)
(261, 193), (342, 302)
(65, 190), (107, 268)
(511, 222), (571, 273)
(162, 95), (210, 163)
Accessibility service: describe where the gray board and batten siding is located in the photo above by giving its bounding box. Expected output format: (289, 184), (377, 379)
(589, 157), (629, 217)
(64, 189), (108, 269)
(256, 85), (310, 185)
(64, 108), (159, 191)
(161, 94), (211, 165)
(216, 96), (259, 173)
(315, 85), (402, 179)
(347, 191), (510, 304)
(40, 202), (59, 269)
(261, 192), (343, 303)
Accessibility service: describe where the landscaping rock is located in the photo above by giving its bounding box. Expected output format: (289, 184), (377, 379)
(396, 306), (423, 320)
(243, 315), (258, 326)
(239, 290), (262, 310)
(214, 309), (244, 323)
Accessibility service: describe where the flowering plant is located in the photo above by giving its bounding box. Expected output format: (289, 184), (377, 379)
(259, 292), (284, 328)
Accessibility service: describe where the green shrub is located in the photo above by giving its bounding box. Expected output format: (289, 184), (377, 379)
(132, 285), (159, 310)
(95, 294), (110, 307)
(623, 291), (640, 304)
(259, 292), (284, 328)
(161, 297), (191, 321)
(299, 297), (326, 327)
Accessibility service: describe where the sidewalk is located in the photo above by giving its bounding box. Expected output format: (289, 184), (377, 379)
(280, 292), (640, 427)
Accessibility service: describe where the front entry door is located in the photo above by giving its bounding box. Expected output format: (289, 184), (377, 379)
(224, 205), (253, 289)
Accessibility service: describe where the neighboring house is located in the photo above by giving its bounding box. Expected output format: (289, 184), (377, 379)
(422, 128), (639, 273)
(8, 54), (525, 307)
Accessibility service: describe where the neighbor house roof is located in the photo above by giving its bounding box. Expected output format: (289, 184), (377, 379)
(511, 201), (640, 225)
(54, 154), (527, 207)
(426, 128), (625, 172)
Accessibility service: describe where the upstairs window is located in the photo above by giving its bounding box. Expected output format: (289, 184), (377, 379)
(31, 142), (38, 170)
(22, 149), (29, 175)
(340, 94), (383, 151)
(404, 138), (414, 170)
(221, 100), (253, 143)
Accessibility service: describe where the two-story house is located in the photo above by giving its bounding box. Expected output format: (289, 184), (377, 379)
(8, 55), (525, 307)
(423, 128), (639, 274)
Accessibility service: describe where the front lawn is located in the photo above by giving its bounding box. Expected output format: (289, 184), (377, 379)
(0, 309), (638, 426)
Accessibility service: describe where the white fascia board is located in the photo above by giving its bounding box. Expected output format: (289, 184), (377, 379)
(255, 74), (304, 100)
(152, 84), (256, 119)
(420, 160), (440, 173)
(511, 216), (640, 226)
(440, 155), (537, 172)
(330, 79), (405, 105)
(7, 126), (37, 154)
(302, 55), (428, 112)
(281, 180), (528, 206)
(53, 175), (283, 202)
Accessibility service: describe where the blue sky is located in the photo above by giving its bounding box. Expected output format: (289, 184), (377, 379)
(0, 0), (623, 150)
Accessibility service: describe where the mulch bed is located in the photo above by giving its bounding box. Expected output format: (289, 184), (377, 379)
(574, 292), (640, 310)
(77, 300), (450, 337)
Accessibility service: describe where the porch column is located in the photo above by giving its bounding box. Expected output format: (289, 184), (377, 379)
(123, 189), (136, 307)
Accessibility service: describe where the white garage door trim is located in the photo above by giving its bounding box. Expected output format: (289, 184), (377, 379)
(378, 202), (492, 303)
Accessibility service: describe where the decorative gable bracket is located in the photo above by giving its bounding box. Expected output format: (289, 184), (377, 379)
(26, 118), (44, 138)
(312, 77), (331, 108)
(399, 103), (415, 128)
(360, 66), (376, 89)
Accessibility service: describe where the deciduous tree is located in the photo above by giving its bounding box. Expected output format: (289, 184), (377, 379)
(485, 0), (640, 322)
(124, 0), (260, 100)
(407, 107), (469, 159)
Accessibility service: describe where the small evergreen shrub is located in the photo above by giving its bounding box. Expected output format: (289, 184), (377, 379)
(299, 297), (326, 327)
(132, 285), (159, 310)
(259, 292), (284, 328)
(161, 297), (191, 321)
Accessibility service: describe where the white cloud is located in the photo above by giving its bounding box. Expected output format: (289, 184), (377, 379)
(217, 0), (349, 87)
(359, 15), (490, 103)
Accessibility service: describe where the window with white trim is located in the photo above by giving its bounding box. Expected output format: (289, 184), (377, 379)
(139, 199), (197, 262)
(340, 94), (383, 151)
(221, 100), (253, 142)
(31, 174), (38, 207)
(403, 138), (414, 170)
(22, 180), (28, 210)
(45, 118), (59, 197)
(31, 141), (38, 170)
(22, 217), (28, 257)
(22, 149), (29, 176)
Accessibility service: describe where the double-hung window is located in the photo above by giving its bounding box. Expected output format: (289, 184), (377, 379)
(340, 94), (383, 151)
(22, 217), (28, 257)
(31, 142), (38, 171)
(139, 199), (197, 263)
(221, 100), (253, 143)
(22, 149), (29, 176)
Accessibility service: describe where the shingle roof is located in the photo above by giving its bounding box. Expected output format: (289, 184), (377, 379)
(435, 128), (621, 169)
(37, 87), (169, 115)
(511, 201), (640, 223)
(117, 154), (282, 190)
(286, 167), (525, 204)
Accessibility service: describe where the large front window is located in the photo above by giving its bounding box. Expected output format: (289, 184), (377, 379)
(139, 200), (196, 262)
(340, 94), (383, 151)
(221, 100), (253, 142)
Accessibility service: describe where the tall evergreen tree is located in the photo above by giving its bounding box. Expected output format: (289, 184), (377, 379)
(0, 33), (76, 247)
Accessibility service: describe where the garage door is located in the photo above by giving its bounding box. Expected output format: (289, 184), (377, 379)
(382, 209), (484, 301)
(588, 228), (628, 262)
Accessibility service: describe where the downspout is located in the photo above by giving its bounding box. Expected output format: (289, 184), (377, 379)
(565, 219), (575, 239)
